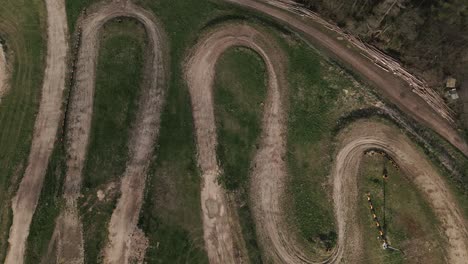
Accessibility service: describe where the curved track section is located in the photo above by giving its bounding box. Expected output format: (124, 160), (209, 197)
(4, 0), (68, 263)
(333, 121), (468, 263)
(52, 1), (167, 263)
(253, 116), (468, 263)
(185, 23), (288, 263)
(225, 0), (468, 156)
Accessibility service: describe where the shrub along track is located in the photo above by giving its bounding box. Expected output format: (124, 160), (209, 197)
(186, 23), (468, 263)
(48, 0), (167, 263)
(4, 0), (68, 263)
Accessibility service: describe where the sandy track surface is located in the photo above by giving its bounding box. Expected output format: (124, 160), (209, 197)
(4, 0), (69, 263)
(185, 23), (288, 263)
(50, 1), (167, 263)
(0, 43), (8, 101)
(225, 0), (468, 156)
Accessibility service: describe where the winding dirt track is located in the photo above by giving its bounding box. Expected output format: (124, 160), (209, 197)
(187, 23), (468, 264)
(225, 0), (468, 157)
(186, 23), (288, 263)
(50, 1), (167, 263)
(4, 0), (466, 263)
(0, 43), (8, 100)
(4, 0), (68, 263)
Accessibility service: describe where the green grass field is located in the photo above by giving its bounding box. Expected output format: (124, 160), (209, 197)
(357, 153), (446, 264)
(25, 141), (65, 264)
(136, 1), (219, 262)
(214, 47), (267, 262)
(282, 35), (370, 256)
(65, 0), (97, 30)
(0, 0), (45, 261)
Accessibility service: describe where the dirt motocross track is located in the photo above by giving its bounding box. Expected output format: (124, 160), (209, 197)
(50, 1), (167, 263)
(3, 0), (467, 263)
(186, 22), (468, 264)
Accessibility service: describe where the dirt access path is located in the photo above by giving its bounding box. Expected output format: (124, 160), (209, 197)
(4, 0), (69, 263)
(225, 0), (468, 156)
(185, 23), (288, 263)
(0, 43), (8, 101)
(50, 0), (167, 263)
